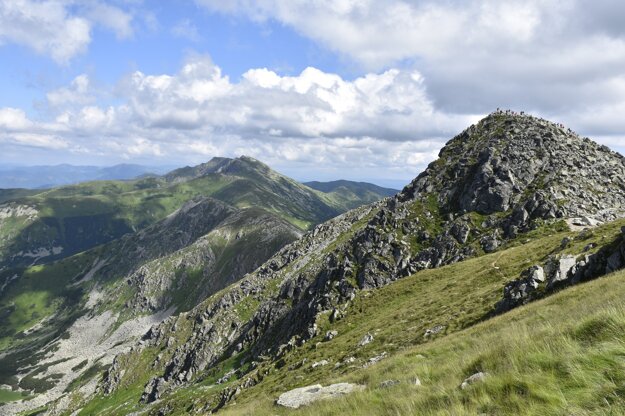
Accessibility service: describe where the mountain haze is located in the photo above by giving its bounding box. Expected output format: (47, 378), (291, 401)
(0, 164), (169, 189)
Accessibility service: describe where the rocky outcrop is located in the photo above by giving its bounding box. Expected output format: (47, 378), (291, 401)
(495, 266), (545, 313)
(400, 112), (625, 232)
(496, 227), (625, 313)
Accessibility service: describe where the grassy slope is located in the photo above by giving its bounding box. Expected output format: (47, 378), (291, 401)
(69, 215), (625, 415)
(0, 171), (392, 271)
(215, 220), (625, 416)
(305, 181), (397, 212)
(0, 189), (44, 204)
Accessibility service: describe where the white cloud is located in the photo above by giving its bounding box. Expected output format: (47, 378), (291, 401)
(195, 0), (625, 117)
(0, 132), (69, 149)
(82, 2), (134, 39)
(0, 57), (479, 179)
(0, 0), (134, 63)
(0, 108), (32, 130)
(46, 74), (94, 107)
(0, 0), (91, 63)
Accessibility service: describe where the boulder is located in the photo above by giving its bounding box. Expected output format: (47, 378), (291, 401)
(495, 265), (546, 313)
(276, 383), (365, 409)
(460, 372), (489, 389)
(424, 325), (445, 337)
(547, 255), (577, 286)
(324, 330), (338, 342)
(358, 332), (374, 347)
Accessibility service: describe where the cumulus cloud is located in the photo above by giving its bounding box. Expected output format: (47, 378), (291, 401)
(0, 57), (479, 179)
(3, 53), (623, 180)
(0, 108), (32, 130)
(46, 74), (94, 107)
(0, 0), (91, 63)
(0, 0), (134, 63)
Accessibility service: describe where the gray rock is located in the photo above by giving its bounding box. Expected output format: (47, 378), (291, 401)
(460, 372), (489, 389)
(607, 251), (623, 273)
(548, 255), (578, 286)
(358, 332), (374, 347)
(311, 360), (329, 368)
(276, 383), (365, 409)
(424, 325), (445, 337)
(324, 330), (338, 342)
(495, 265), (546, 312)
(363, 352), (388, 368)
(561, 237), (572, 249)
(379, 379), (400, 388)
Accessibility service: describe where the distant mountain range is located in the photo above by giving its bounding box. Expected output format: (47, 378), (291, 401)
(0, 164), (172, 189)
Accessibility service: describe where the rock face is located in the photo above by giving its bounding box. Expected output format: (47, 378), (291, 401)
(495, 266), (545, 313)
(400, 112), (625, 234)
(496, 227), (625, 313)
(276, 383), (365, 409)
(98, 112), (625, 411)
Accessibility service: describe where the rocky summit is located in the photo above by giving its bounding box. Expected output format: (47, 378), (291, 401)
(400, 111), (625, 228)
(61, 112), (625, 415)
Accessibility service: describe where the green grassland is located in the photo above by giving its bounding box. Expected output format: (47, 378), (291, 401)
(215, 220), (625, 416)
(63, 216), (625, 415)
(0, 164), (388, 272)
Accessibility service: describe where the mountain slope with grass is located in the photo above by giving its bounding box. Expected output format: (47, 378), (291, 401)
(0, 156), (389, 272)
(0, 157), (394, 414)
(304, 180), (398, 211)
(48, 112), (625, 415)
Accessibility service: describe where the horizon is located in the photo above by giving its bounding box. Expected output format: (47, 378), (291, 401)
(0, 157), (408, 190)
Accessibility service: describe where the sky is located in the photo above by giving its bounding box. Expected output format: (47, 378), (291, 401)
(1, 1), (625, 188)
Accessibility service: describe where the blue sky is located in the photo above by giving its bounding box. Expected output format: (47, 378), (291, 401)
(1, 1), (624, 188)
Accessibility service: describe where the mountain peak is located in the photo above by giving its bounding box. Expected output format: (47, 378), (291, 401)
(400, 111), (625, 224)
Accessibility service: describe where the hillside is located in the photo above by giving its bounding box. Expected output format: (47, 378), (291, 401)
(304, 180), (398, 211)
(0, 157), (394, 415)
(37, 112), (624, 415)
(0, 156), (390, 271)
